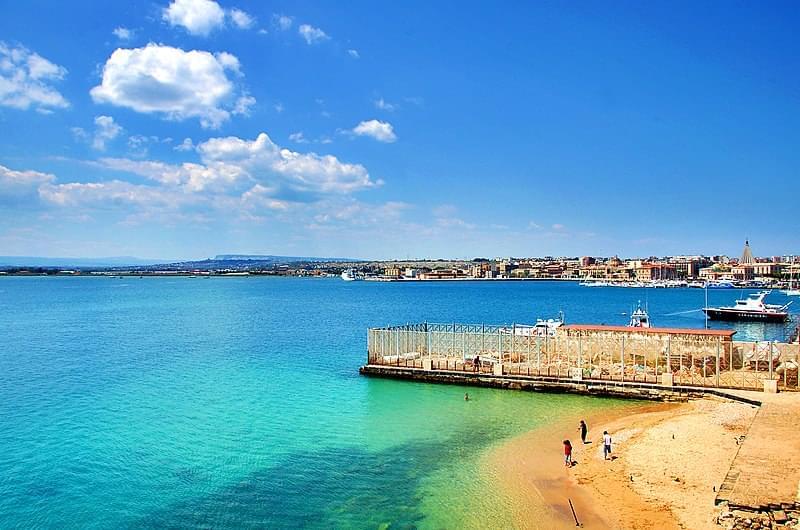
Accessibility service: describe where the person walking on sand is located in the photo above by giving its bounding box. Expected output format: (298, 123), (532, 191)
(578, 420), (588, 444)
(603, 431), (612, 460)
(563, 440), (573, 467)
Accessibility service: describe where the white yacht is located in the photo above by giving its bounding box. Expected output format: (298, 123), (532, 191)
(703, 291), (791, 322)
(340, 269), (363, 281)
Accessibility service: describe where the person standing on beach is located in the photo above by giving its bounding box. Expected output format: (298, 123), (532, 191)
(603, 431), (612, 460)
(563, 440), (573, 467)
(578, 420), (588, 444)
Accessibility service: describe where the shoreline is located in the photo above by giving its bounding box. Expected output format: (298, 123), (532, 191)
(485, 397), (758, 529)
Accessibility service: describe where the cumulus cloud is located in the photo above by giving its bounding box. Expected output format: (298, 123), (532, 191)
(347, 49), (360, 59)
(72, 115), (123, 151)
(352, 119), (397, 143)
(197, 133), (377, 196)
(272, 14), (293, 30)
(89, 132), (377, 200)
(229, 8), (254, 29)
(0, 164), (55, 202)
(162, 0), (225, 36)
(0, 42), (69, 112)
(298, 24), (329, 44)
(90, 44), (252, 129)
(175, 137), (195, 151)
(93, 115), (123, 150)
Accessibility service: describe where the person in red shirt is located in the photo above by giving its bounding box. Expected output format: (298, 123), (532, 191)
(563, 439), (573, 467)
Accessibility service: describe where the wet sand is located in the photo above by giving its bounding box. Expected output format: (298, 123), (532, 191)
(485, 398), (757, 529)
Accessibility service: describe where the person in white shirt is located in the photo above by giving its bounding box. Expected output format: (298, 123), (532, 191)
(603, 431), (612, 460)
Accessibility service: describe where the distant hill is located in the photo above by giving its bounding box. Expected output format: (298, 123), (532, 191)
(213, 254), (357, 263)
(0, 256), (176, 268)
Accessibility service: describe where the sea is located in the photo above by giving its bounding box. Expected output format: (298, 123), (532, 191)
(0, 277), (795, 528)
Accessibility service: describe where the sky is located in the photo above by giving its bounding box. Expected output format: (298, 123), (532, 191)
(1, 1), (798, 260)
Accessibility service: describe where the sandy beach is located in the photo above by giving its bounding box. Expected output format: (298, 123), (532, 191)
(485, 397), (758, 529)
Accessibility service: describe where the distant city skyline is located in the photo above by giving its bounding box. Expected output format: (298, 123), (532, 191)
(1, 1), (799, 260)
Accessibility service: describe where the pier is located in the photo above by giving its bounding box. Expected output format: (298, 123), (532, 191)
(365, 322), (800, 392)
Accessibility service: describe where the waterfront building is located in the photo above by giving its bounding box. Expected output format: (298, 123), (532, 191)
(634, 263), (677, 281)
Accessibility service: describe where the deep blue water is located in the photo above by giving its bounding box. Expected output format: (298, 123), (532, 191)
(0, 278), (794, 528)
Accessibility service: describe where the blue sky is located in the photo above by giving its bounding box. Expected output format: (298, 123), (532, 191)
(1, 1), (798, 260)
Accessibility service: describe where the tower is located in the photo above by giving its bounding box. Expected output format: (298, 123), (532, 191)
(741, 240), (755, 265)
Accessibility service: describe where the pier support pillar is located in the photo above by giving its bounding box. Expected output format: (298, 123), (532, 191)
(422, 359), (432, 371)
(661, 373), (674, 387)
(493, 363), (503, 376)
(763, 379), (778, 394)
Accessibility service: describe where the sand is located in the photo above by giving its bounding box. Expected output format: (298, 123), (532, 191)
(485, 398), (758, 529)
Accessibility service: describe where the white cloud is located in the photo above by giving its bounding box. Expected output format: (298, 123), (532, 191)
(198, 133), (377, 196)
(272, 14), (293, 30)
(90, 44), (252, 129)
(0, 164), (55, 201)
(163, 0), (225, 36)
(298, 24), (329, 44)
(228, 8), (254, 29)
(0, 42), (69, 112)
(274, 102), (284, 113)
(552, 223), (565, 230)
(71, 115), (124, 151)
(89, 132), (377, 199)
(175, 137), (195, 151)
(288, 132), (308, 144)
(112, 27), (135, 41)
(232, 94), (255, 115)
(374, 98), (396, 111)
(92, 115), (123, 150)
(352, 119), (397, 143)
(347, 49), (360, 59)
(40, 180), (167, 207)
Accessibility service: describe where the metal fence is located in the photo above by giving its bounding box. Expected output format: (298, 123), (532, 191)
(366, 323), (800, 391)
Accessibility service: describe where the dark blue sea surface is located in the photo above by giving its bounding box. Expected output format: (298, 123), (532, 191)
(0, 278), (793, 528)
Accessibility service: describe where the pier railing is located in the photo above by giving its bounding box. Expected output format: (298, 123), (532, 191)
(366, 323), (800, 391)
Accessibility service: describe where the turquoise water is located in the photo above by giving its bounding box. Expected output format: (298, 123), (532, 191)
(0, 278), (793, 528)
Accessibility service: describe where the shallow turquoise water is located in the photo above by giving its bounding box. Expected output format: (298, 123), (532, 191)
(0, 278), (792, 528)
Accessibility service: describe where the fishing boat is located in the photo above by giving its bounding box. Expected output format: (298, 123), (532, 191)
(628, 301), (651, 328)
(703, 291), (791, 322)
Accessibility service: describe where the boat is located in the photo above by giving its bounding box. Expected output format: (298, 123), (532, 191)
(340, 269), (363, 281)
(703, 290), (791, 322)
(783, 257), (800, 296)
(628, 301), (651, 328)
(534, 312), (565, 337)
(499, 312), (564, 337)
(706, 280), (736, 289)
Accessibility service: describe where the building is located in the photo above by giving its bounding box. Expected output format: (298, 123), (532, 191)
(634, 263), (677, 281)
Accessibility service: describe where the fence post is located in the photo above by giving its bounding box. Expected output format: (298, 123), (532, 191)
(769, 342), (773, 381)
(621, 336), (625, 383)
(716, 337), (721, 387)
